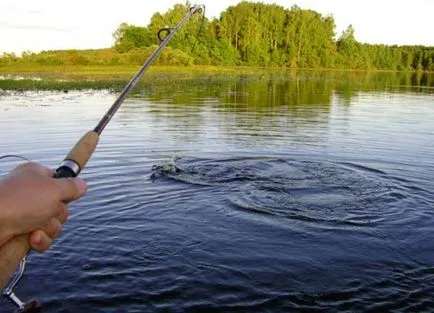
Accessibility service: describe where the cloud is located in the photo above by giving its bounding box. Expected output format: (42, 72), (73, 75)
(0, 22), (76, 32)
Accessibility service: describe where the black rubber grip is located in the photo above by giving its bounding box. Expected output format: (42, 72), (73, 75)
(53, 166), (76, 178)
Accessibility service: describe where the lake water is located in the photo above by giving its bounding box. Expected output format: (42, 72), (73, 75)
(0, 71), (434, 312)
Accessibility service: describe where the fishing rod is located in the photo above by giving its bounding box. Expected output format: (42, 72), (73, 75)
(1, 4), (204, 312)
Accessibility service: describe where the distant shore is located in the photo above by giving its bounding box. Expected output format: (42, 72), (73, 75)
(1, 64), (432, 94)
(0, 64), (266, 79)
(1, 64), (430, 81)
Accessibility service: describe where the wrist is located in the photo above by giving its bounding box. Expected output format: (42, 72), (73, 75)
(0, 192), (14, 246)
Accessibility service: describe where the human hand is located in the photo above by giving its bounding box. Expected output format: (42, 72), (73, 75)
(0, 162), (87, 252)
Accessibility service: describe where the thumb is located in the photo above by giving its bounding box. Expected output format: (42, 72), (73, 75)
(55, 177), (88, 202)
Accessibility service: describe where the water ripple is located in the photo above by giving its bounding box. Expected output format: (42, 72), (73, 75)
(152, 157), (409, 228)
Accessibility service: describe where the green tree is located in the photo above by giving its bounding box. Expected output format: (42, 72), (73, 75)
(113, 23), (152, 52)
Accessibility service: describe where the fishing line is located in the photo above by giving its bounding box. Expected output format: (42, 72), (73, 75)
(0, 155), (30, 162)
(157, 5), (206, 65)
(0, 155), (31, 176)
(188, 5), (206, 59)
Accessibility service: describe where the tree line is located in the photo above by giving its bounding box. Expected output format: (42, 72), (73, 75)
(1, 1), (433, 71)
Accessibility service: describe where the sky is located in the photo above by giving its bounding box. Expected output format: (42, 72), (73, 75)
(1, 0), (433, 54)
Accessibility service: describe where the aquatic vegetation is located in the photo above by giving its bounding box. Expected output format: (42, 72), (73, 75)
(0, 69), (432, 103)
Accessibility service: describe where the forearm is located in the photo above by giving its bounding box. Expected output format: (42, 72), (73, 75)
(0, 185), (28, 290)
(0, 234), (30, 290)
(0, 194), (14, 247)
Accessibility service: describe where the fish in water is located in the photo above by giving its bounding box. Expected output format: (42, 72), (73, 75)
(150, 158), (183, 180)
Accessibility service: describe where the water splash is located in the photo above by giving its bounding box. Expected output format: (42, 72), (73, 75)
(152, 157), (407, 227)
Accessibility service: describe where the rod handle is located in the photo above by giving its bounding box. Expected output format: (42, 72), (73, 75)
(54, 131), (99, 178)
(0, 235), (29, 291)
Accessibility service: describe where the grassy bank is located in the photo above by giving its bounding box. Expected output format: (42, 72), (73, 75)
(0, 63), (412, 82)
(1, 64), (432, 93)
(0, 63), (306, 92)
(0, 64), (276, 91)
(0, 64), (265, 80)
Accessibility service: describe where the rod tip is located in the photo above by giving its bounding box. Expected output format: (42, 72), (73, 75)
(191, 4), (204, 14)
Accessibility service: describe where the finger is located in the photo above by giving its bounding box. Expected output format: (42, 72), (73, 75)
(38, 164), (54, 177)
(16, 162), (53, 177)
(39, 218), (62, 238)
(56, 203), (69, 224)
(55, 177), (88, 202)
(29, 230), (54, 253)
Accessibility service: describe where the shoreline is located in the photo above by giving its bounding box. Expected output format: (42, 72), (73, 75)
(0, 64), (430, 80)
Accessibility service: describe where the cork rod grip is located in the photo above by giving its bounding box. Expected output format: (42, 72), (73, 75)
(64, 131), (99, 170)
(0, 235), (29, 289)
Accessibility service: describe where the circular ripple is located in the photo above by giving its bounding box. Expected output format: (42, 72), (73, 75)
(152, 157), (407, 227)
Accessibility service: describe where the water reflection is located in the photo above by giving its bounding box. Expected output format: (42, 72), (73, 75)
(85, 70), (429, 150)
(118, 70), (434, 109)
